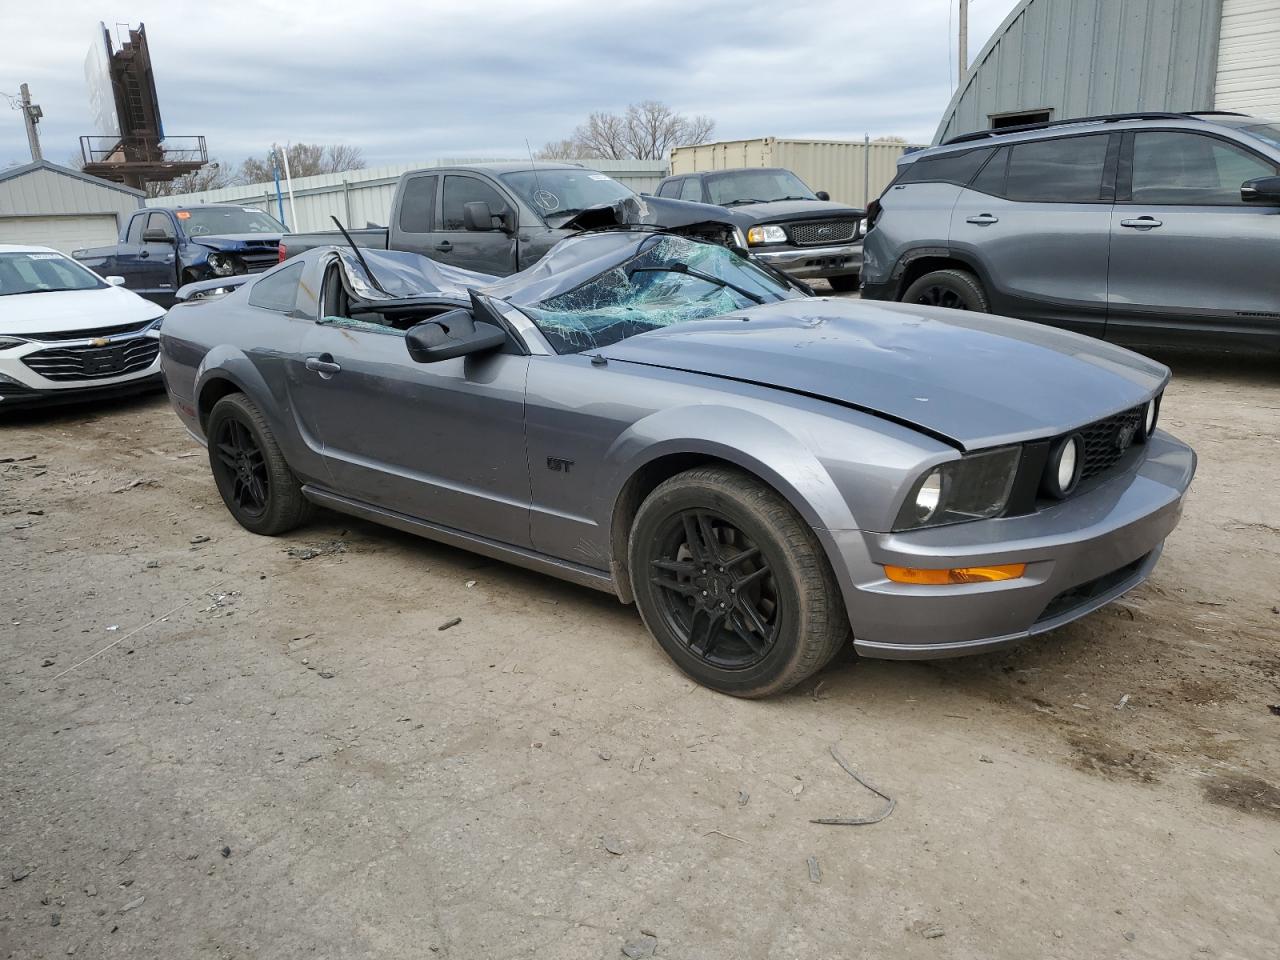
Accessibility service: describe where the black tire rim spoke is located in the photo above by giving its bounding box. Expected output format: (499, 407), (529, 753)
(212, 415), (270, 518)
(919, 285), (967, 311)
(648, 508), (779, 670)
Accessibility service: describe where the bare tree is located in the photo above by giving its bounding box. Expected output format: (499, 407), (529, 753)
(873, 135), (908, 144)
(237, 143), (365, 185)
(146, 161), (236, 198)
(539, 101), (716, 160)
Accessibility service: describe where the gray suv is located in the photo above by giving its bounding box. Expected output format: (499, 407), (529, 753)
(861, 112), (1280, 351)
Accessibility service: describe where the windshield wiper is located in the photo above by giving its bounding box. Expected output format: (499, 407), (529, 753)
(721, 198), (769, 206)
(629, 264), (766, 304)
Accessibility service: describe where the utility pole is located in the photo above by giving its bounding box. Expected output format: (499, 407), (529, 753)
(20, 83), (43, 162)
(958, 0), (969, 86)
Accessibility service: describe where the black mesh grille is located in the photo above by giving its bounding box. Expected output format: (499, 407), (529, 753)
(10, 319), (155, 342)
(1036, 554), (1149, 623)
(1078, 405), (1145, 481)
(789, 219), (858, 245)
(22, 337), (160, 382)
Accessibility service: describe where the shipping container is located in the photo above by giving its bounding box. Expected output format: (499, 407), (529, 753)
(669, 139), (924, 207)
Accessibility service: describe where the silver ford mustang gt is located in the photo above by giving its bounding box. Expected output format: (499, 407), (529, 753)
(159, 231), (1195, 698)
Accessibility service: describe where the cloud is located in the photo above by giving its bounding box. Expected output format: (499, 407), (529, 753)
(1, 0), (1019, 169)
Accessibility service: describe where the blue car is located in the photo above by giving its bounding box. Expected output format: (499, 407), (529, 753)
(74, 205), (288, 307)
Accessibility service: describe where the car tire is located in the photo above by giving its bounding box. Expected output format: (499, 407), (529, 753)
(207, 392), (313, 536)
(827, 273), (860, 293)
(628, 466), (850, 698)
(901, 268), (989, 312)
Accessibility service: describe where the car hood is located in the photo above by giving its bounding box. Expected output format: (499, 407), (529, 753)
(724, 199), (864, 222)
(597, 298), (1169, 450)
(190, 234), (284, 251)
(0, 286), (162, 335)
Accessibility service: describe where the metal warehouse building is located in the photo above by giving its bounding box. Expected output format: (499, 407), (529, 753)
(0, 161), (144, 254)
(936, 0), (1280, 143)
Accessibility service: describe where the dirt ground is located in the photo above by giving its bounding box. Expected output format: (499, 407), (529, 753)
(2, 346), (1278, 960)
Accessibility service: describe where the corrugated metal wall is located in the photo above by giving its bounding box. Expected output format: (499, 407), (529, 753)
(669, 139), (921, 206)
(149, 159), (670, 232)
(934, 0), (1224, 143)
(0, 164), (144, 228)
(1216, 0), (1280, 119)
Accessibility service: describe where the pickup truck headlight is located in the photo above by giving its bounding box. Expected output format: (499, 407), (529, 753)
(207, 253), (236, 277)
(895, 447), (1022, 531)
(746, 225), (787, 246)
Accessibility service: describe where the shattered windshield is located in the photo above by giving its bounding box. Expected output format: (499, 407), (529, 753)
(500, 169), (635, 225)
(521, 235), (800, 354)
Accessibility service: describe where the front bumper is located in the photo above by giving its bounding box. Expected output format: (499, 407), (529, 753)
(751, 242), (862, 280)
(0, 332), (163, 409)
(825, 430), (1196, 659)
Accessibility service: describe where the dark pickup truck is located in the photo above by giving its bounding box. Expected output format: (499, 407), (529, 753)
(280, 161), (753, 275)
(74, 205), (287, 307)
(655, 168), (865, 291)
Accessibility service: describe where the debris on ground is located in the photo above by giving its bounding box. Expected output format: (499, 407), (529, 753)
(189, 535), (211, 544)
(1116, 694), (1132, 710)
(603, 836), (623, 855)
(318, 671), (335, 679)
(703, 829), (748, 844)
(806, 856), (821, 883)
(979, 755), (994, 764)
(921, 924), (945, 939)
(110, 477), (160, 493)
(464, 579), (478, 588)
(1124, 931), (1137, 941)
(144, 560), (160, 570)
(437, 617), (462, 631)
(50, 913), (60, 926)
(810, 745), (896, 826)
(286, 540), (346, 561)
(175, 696), (194, 705)
(1268, 705), (1280, 717)
(12, 865), (31, 881)
(85, 883), (97, 897)
(621, 934), (658, 958)
(737, 790), (750, 806)
(220, 846), (231, 858)
(120, 896), (145, 913)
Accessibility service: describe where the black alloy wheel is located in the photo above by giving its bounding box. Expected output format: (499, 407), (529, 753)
(212, 417), (269, 519)
(648, 509), (779, 670)
(901, 268), (989, 312)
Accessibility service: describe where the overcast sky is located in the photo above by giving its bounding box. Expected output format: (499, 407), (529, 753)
(1, 0), (1019, 171)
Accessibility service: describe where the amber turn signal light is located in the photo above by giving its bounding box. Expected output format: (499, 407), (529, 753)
(883, 563), (1026, 585)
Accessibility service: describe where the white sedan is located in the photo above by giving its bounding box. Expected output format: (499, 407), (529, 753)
(0, 244), (166, 409)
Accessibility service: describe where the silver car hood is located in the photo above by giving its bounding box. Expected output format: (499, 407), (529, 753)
(597, 298), (1170, 450)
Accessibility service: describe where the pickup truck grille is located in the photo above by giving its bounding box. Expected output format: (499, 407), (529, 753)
(241, 252), (279, 273)
(9, 320), (155, 343)
(790, 219), (859, 246)
(22, 336), (159, 382)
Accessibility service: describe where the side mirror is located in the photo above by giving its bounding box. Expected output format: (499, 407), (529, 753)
(405, 309), (507, 363)
(462, 201), (495, 231)
(1241, 175), (1280, 203)
(142, 228), (175, 244)
(105, 275), (126, 287)
(815, 190), (831, 201)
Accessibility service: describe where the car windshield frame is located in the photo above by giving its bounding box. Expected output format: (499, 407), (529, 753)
(499, 169), (636, 225)
(0, 251), (106, 297)
(179, 208), (289, 237)
(517, 234), (801, 355)
(702, 169), (818, 206)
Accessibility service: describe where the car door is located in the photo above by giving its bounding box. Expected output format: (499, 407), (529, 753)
(422, 174), (519, 275)
(1106, 129), (1280, 347)
(134, 212), (180, 304)
(110, 212), (150, 289)
(288, 263), (532, 547)
(949, 133), (1116, 335)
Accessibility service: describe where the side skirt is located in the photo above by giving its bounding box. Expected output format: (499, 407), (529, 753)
(300, 485), (621, 599)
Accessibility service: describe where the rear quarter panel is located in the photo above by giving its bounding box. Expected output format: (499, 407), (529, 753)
(861, 182), (964, 291)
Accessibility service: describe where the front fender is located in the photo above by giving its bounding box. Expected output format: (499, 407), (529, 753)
(599, 404), (859, 534)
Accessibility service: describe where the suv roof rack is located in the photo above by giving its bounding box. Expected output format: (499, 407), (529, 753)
(941, 111), (1249, 146)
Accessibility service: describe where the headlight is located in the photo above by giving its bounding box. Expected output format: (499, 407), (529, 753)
(894, 446), (1022, 531)
(146, 314), (165, 332)
(1140, 396), (1160, 440)
(0, 336), (29, 350)
(207, 253), (236, 277)
(746, 225), (787, 246)
(1042, 435), (1083, 499)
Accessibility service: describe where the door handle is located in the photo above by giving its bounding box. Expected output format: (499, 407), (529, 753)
(1120, 217), (1163, 230)
(434, 241), (453, 252)
(305, 356), (342, 378)
(966, 214), (999, 225)
(138, 250), (150, 259)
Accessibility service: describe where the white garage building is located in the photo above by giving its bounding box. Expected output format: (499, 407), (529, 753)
(0, 161), (144, 254)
